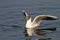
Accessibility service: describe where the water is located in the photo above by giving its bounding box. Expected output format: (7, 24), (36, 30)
(0, 0), (60, 40)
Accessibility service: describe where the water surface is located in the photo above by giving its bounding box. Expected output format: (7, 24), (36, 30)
(0, 0), (60, 40)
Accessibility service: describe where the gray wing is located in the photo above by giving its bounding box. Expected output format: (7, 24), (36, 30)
(32, 15), (58, 27)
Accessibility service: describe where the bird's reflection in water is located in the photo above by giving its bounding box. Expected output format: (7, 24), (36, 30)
(24, 28), (33, 40)
(36, 38), (52, 40)
(24, 28), (34, 36)
(34, 27), (56, 36)
(34, 29), (47, 36)
(24, 27), (56, 40)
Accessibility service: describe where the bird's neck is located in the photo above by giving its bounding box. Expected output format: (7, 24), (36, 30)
(26, 18), (32, 28)
(26, 18), (32, 24)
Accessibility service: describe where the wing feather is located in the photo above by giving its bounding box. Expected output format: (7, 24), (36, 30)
(32, 15), (58, 27)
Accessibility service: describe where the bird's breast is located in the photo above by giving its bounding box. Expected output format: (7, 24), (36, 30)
(26, 22), (32, 28)
(26, 18), (33, 28)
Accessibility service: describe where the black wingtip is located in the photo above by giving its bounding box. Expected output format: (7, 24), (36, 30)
(22, 10), (26, 16)
(23, 12), (26, 16)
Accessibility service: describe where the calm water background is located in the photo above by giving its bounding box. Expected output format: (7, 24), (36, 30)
(0, 0), (60, 40)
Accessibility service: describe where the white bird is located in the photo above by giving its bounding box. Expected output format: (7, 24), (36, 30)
(23, 10), (58, 29)
(22, 10), (58, 36)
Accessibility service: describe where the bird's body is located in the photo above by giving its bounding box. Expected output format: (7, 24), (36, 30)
(26, 15), (58, 29)
(26, 18), (32, 28)
(22, 10), (58, 36)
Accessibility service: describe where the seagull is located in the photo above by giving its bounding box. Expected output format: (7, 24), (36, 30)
(22, 10), (58, 36)
(23, 10), (58, 29)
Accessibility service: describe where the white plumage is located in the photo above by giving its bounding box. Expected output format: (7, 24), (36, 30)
(23, 10), (58, 29)
(23, 10), (58, 36)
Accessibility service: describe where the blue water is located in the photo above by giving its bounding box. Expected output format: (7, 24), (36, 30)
(0, 0), (60, 40)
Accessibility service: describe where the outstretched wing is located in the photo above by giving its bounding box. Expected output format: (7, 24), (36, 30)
(32, 15), (58, 27)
